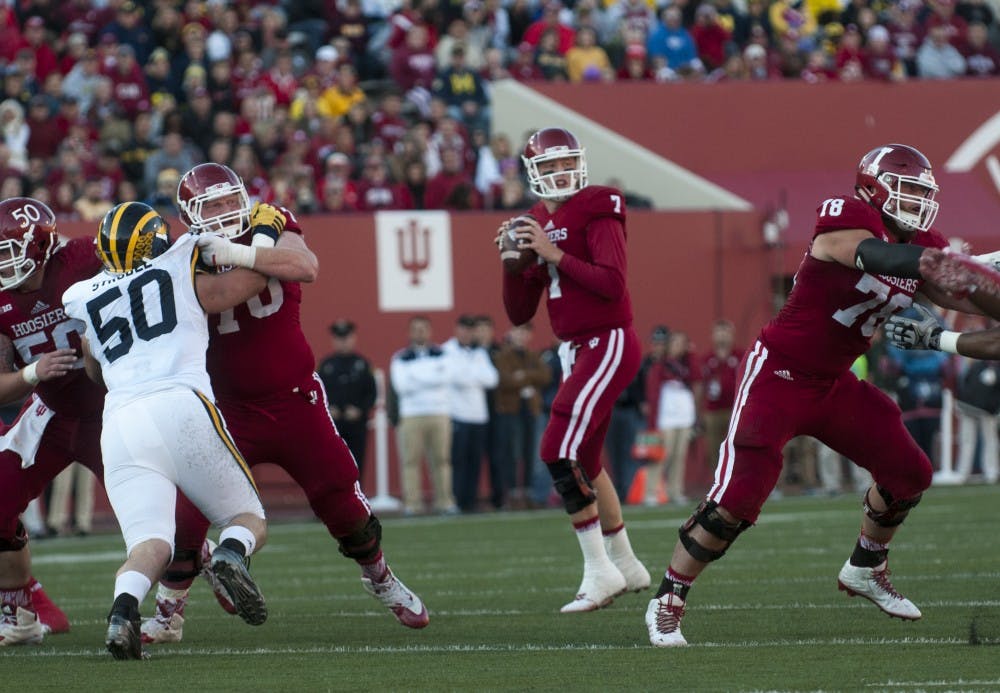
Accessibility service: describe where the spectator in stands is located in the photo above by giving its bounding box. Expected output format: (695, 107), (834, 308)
(864, 25), (907, 81)
(433, 45), (490, 134)
(886, 1), (923, 77)
(101, 1), (154, 64)
(495, 160), (531, 210)
(960, 22), (1000, 76)
(404, 158), (429, 210)
(692, 4), (733, 72)
(26, 96), (62, 162)
(356, 155), (414, 211)
(0, 100), (28, 173)
(328, 0), (375, 78)
(105, 44), (150, 121)
(425, 146), (482, 210)
(743, 42), (780, 79)
(647, 6), (703, 76)
(73, 177), (114, 222)
(260, 48), (299, 108)
(925, 0), (969, 45)
(565, 26), (614, 82)
(144, 166), (181, 218)
(769, 0), (818, 51)
(917, 23), (967, 78)
(391, 316), (459, 516)
(19, 17), (58, 84)
(535, 28), (570, 80)
(61, 49), (103, 114)
(390, 23), (438, 117)
(617, 43), (656, 80)
(143, 132), (197, 196)
(523, 1), (576, 54)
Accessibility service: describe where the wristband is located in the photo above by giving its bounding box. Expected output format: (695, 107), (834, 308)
(21, 361), (39, 386)
(937, 330), (960, 354)
(251, 225), (280, 247)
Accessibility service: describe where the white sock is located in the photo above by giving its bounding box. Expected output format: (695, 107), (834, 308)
(574, 520), (612, 568)
(603, 526), (637, 562)
(114, 571), (152, 604)
(219, 525), (257, 556)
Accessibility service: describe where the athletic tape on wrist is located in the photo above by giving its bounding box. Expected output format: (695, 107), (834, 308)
(938, 331), (960, 354)
(21, 361), (39, 386)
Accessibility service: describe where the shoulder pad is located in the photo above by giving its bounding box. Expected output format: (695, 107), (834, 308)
(572, 186), (627, 223)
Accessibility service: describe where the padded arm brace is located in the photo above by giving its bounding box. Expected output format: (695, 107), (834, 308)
(854, 238), (924, 278)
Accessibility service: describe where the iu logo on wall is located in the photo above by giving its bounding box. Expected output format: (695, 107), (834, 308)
(375, 211), (454, 311)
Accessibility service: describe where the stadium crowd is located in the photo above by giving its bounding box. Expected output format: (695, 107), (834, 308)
(0, 0), (996, 218)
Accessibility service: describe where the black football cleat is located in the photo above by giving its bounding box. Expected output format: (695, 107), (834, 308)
(105, 613), (145, 660)
(210, 546), (267, 626)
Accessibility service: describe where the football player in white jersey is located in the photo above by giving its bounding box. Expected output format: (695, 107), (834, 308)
(62, 202), (291, 660)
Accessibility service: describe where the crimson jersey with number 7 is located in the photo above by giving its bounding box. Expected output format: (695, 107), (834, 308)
(760, 195), (947, 379)
(502, 185), (633, 341)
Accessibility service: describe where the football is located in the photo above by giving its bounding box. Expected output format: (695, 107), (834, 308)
(500, 214), (538, 274)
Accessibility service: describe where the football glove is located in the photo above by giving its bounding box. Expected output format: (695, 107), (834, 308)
(196, 233), (256, 269)
(884, 304), (942, 350)
(250, 202), (286, 247)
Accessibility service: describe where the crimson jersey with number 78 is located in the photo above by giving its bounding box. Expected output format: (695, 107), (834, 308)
(204, 206), (316, 400)
(502, 185), (633, 342)
(759, 195), (948, 379)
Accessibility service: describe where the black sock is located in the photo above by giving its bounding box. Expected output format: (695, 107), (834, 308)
(109, 593), (139, 621)
(655, 575), (691, 600)
(850, 541), (887, 568)
(220, 538), (247, 558)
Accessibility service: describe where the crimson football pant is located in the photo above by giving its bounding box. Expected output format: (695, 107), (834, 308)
(0, 411), (102, 545)
(541, 326), (641, 478)
(171, 373), (372, 559)
(708, 340), (933, 523)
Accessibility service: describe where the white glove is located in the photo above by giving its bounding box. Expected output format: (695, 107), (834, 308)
(196, 233), (256, 269)
(974, 250), (1000, 272)
(884, 304), (942, 350)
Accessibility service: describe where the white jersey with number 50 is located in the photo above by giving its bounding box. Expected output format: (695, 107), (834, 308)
(62, 233), (212, 414)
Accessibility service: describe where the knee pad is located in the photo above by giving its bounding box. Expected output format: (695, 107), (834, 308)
(337, 515), (382, 561)
(548, 459), (596, 514)
(162, 548), (201, 583)
(678, 501), (751, 563)
(0, 520), (28, 552)
(864, 485), (921, 528)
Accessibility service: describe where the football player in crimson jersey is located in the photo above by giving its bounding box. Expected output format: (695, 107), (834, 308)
(0, 198), (100, 645)
(645, 144), (1000, 647)
(499, 127), (651, 613)
(140, 163), (428, 645)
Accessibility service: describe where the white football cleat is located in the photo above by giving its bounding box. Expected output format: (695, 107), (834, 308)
(362, 570), (429, 629)
(140, 612), (185, 644)
(560, 563), (627, 613)
(645, 593), (688, 647)
(0, 607), (44, 646)
(837, 559), (922, 620)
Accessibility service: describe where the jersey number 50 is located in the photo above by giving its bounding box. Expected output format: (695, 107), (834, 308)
(86, 269), (178, 363)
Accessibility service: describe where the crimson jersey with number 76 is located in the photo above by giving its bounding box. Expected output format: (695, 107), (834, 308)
(759, 195), (948, 379)
(502, 185), (633, 342)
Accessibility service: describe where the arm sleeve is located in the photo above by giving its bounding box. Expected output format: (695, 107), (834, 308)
(556, 217), (628, 301)
(502, 267), (546, 326)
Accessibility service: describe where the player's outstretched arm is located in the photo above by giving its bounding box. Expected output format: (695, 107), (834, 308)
(195, 267), (269, 314)
(252, 231), (318, 283)
(0, 333), (76, 405)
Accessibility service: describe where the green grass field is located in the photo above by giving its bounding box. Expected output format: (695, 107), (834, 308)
(4, 485), (1000, 692)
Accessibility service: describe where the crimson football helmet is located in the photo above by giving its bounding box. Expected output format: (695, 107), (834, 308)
(522, 127), (588, 201)
(0, 197), (57, 290)
(176, 163), (252, 238)
(856, 144), (939, 234)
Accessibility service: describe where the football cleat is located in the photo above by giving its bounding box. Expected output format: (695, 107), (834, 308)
(361, 570), (429, 629)
(0, 607), (44, 646)
(560, 563), (627, 613)
(200, 539), (237, 615)
(837, 559), (922, 620)
(106, 612), (145, 660)
(211, 546), (267, 626)
(645, 594), (688, 647)
(29, 579), (70, 634)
